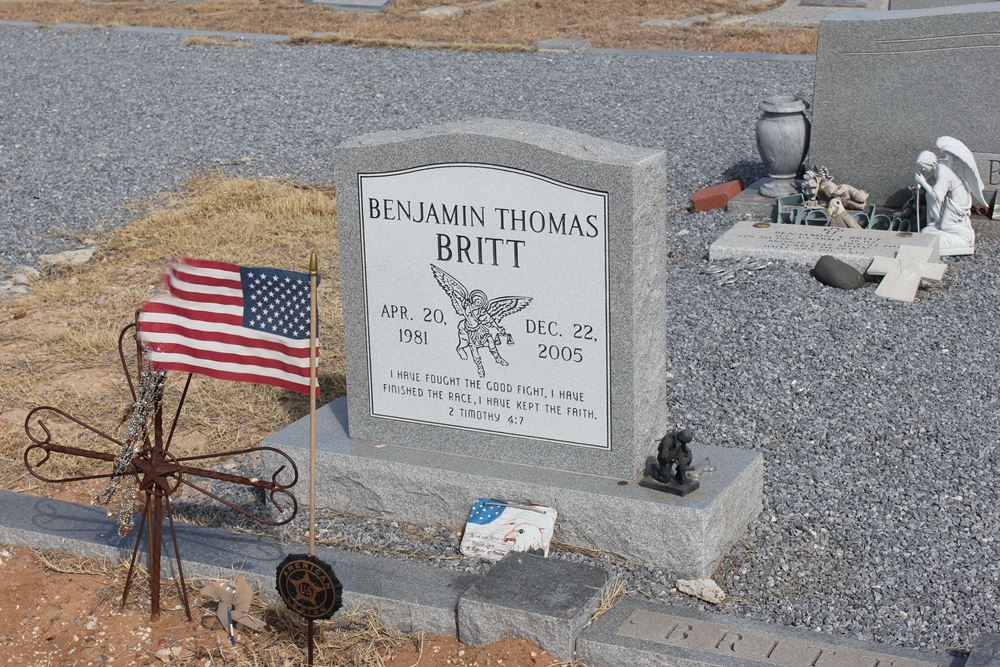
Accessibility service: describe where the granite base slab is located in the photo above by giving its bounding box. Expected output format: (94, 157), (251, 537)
(576, 599), (964, 667)
(458, 552), (606, 660)
(725, 178), (781, 219)
(263, 397), (763, 578)
(0, 491), (468, 636)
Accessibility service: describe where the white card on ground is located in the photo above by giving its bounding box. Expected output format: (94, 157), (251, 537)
(460, 498), (556, 561)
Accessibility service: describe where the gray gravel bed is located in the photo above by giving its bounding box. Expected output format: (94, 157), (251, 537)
(3, 23), (997, 656)
(0, 23), (805, 272)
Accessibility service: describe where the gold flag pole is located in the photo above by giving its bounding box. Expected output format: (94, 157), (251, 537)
(308, 251), (318, 555)
(307, 251), (318, 667)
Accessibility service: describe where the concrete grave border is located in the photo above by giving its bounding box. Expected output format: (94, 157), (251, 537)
(0, 490), (990, 666)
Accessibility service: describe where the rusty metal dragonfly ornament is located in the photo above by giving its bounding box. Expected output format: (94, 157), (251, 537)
(23, 319), (299, 621)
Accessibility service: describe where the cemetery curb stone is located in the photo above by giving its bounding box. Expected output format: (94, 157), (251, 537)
(420, 6), (465, 19)
(264, 398), (764, 577)
(800, 0), (866, 7)
(576, 598), (964, 667)
(890, 0), (997, 9)
(304, 0), (392, 11)
(967, 632), (1000, 667)
(457, 552), (606, 660)
(0, 490), (468, 636)
(536, 38), (591, 52)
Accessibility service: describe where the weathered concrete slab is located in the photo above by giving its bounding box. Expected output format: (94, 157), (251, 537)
(709, 220), (940, 271)
(811, 4), (1000, 206)
(458, 553), (605, 660)
(264, 397), (764, 578)
(0, 491), (469, 636)
(577, 599), (965, 667)
(305, 0), (392, 12)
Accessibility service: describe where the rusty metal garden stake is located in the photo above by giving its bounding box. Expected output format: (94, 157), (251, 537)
(24, 320), (299, 621)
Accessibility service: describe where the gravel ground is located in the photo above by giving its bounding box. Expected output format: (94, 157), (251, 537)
(3, 23), (998, 656)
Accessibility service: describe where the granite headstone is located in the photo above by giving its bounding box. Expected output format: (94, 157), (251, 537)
(332, 119), (666, 478)
(264, 119), (765, 576)
(811, 4), (1000, 207)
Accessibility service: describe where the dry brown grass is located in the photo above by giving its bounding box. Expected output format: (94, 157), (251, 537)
(26, 548), (409, 666)
(0, 174), (341, 498)
(0, 0), (818, 54)
(586, 576), (625, 628)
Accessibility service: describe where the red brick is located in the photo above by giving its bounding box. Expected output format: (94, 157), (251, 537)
(691, 179), (744, 212)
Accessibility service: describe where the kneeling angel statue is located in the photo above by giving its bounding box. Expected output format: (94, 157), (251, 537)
(915, 136), (986, 256)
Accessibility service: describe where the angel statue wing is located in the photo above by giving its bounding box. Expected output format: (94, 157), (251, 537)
(937, 136), (987, 207)
(430, 264), (468, 316)
(487, 296), (532, 323)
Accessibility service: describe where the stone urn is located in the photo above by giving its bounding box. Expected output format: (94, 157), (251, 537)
(755, 95), (810, 198)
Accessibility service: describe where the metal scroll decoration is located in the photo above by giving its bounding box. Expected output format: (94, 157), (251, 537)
(23, 320), (300, 621)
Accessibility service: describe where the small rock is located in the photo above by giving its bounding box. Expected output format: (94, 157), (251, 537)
(12, 266), (40, 284)
(38, 247), (95, 268)
(813, 255), (865, 290)
(420, 6), (465, 18)
(85, 616), (97, 631)
(676, 577), (726, 604)
(0, 281), (29, 294)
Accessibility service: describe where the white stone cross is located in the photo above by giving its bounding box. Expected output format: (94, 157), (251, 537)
(867, 244), (947, 303)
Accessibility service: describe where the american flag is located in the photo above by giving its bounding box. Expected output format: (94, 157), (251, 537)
(137, 258), (318, 395)
(466, 499), (508, 525)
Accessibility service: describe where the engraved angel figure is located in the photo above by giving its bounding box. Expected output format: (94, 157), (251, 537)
(915, 136), (987, 256)
(430, 264), (532, 378)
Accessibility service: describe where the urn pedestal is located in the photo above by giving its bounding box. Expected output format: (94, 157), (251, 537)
(756, 95), (810, 198)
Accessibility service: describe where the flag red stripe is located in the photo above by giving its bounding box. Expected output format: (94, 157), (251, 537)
(146, 342), (309, 376)
(149, 360), (312, 395)
(165, 276), (244, 307)
(182, 258), (240, 272)
(138, 321), (312, 358)
(141, 300), (243, 326)
(171, 268), (243, 291)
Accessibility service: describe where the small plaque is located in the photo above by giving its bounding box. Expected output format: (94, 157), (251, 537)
(275, 554), (343, 620)
(460, 498), (556, 560)
(616, 609), (938, 667)
(358, 163), (611, 449)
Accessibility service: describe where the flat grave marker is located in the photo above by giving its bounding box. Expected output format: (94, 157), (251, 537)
(577, 600), (961, 667)
(709, 221), (940, 270)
